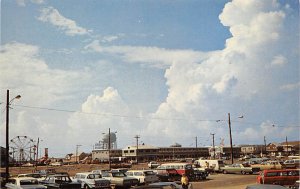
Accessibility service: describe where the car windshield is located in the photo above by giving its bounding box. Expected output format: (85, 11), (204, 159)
(88, 174), (101, 179)
(20, 179), (38, 185)
(112, 172), (126, 177)
(144, 171), (155, 175)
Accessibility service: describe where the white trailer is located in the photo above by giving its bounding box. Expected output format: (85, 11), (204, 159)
(195, 159), (225, 172)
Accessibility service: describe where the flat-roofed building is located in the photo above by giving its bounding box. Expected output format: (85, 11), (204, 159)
(122, 145), (160, 162)
(121, 145), (209, 162)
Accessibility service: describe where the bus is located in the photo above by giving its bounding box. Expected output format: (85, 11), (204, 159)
(156, 163), (194, 177)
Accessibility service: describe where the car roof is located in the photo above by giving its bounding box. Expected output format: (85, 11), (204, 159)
(76, 172), (95, 175)
(246, 184), (288, 189)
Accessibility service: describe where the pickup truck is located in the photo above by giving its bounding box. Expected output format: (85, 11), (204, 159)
(39, 173), (81, 189)
(101, 171), (138, 188)
(73, 172), (111, 189)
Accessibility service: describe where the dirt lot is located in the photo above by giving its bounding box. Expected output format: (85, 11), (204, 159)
(1, 163), (258, 189)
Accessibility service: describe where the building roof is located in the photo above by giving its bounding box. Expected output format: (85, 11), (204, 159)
(125, 145), (159, 150)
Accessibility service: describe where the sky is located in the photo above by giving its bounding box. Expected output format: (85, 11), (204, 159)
(1, 0), (299, 157)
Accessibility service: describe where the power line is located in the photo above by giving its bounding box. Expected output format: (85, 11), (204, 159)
(10, 104), (300, 128)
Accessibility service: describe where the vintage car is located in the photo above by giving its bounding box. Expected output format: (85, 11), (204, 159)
(192, 168), (209, 180)
(126, 170), (159, 184)
(39, 173), (81, 188)
(73, 172), (111, 189)
(5, 177), (47, 189)
(101, 171), (138, 188)
(148, 161), (160, 169)
(220, 164), (259, 174)
(251, 161), (282, 171)
(17, 173), (46, 181)
(283, 159), (300, 169)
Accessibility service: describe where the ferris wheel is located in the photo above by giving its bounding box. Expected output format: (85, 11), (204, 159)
(10, 135), (36, 164)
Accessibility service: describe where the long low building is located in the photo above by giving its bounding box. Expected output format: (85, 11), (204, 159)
(92, 144), (241, 162)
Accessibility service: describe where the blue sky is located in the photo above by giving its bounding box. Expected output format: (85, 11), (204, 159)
(1, 0), (299, 157)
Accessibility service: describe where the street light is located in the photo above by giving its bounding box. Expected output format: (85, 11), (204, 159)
(5, 90), (21, 184)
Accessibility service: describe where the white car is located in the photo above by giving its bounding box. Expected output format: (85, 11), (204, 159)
(17, 173), (45, 181)
(148, 161), (160, 169)
(5, 177), (47, 189)
(73, 172), (111, 189)
(126, 170), (159, 185)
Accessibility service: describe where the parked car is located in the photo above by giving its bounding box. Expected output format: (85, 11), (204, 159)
(73, 172), (111, 189)
(220, 164), (259, 174)
(111, 169), (128, 174)
(39, 173), (81, 188)
(251, 161), (282, 171)
(91, 170), (109, 176)
(17, 173), (46, 181)
(192, 168), (208, 180)
(149, 182), (182, 189)
(5, 177), (47, 189)
(101, 171), (138, 188)
(126, 170), (159, 185)
(256, 169), (299, 186)
(148, 162), (160, 169)
(283, 159), (300, 169)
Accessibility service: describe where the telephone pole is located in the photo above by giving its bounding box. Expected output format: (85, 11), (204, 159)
(264, 136), (267, 155)
(228, 113), (234, 164)
(286, 136), (288, 155)
(134, 135), (140, 164)
(210, 133), (215, 159)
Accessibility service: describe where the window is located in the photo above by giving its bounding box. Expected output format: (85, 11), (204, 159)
(266, 172), (278, 177)
(134, 172), (143, 176)
(124, 150), (128, 153)
(130, 150), (134, 153)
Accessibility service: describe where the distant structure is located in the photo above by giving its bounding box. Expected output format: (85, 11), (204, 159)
(94, 132), (117, 150)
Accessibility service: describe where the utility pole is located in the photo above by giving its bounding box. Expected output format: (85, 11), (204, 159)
(264, 136), (267, 156)
(211, 133), (215, 159)
(134, 135), (140, 164)
(108, 128), (111, 170)
(5, 90), (21, 184)
(228, 113), (234, 164)
(286, 136), (288, 155)
(195, 137), (198, 157)
(5, 90), (9, 183)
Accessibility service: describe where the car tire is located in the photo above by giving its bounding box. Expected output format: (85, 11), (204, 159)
(84, 185), (90, 189)
(223, 170), (227, 174)
(241, 171), (246, 175)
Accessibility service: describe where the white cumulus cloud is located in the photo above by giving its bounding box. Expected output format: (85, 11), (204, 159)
(38, 7), (91, 36)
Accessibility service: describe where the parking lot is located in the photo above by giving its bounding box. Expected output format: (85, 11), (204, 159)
(192, 173), (257, 189)
(2, 163), (259, 189)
